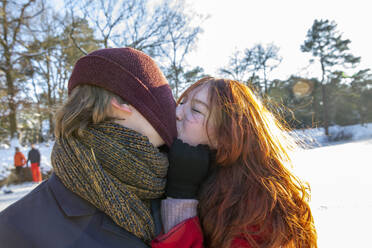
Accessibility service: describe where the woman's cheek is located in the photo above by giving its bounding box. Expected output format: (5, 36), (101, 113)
(177, 122), (192, 143)
(180, 125), (200, 146)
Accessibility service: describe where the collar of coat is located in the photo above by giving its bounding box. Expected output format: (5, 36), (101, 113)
(48, 173), (97, 216)
(47, 173), (163, 237)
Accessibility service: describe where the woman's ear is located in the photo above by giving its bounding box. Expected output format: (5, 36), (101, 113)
(111, 98), (132, 114)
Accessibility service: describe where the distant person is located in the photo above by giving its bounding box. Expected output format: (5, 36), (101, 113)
(14, 147), (26, 175)
(27, 144), (42, 183)
(4, 147), (27, 194)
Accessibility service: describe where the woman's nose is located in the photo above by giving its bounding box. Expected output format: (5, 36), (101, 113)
(176, 105), (183, 121)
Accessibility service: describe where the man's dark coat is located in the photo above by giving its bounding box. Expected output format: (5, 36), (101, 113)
(0, 173), (162, 248)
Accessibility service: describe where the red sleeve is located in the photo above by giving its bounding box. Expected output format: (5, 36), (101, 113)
(151, 217), (204, 248)
(152, 217), (264, 248)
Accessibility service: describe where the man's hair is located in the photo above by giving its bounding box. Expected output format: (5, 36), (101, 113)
(55, 85), (126, 139)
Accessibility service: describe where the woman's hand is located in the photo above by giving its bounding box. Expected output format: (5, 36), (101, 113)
(165, 139), (211, 199)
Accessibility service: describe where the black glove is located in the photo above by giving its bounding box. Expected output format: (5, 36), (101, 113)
(165, 139), (211, 199)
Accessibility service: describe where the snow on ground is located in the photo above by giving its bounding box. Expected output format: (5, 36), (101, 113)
(0, 123), (372, 247)
(0, 182), (39, 212)
(291, 138), (372, 248)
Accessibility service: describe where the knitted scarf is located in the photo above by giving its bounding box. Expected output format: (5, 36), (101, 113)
(51, 122), (168, 243)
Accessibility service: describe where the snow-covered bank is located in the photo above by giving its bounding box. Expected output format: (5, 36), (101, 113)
(294, 122), (372, 147)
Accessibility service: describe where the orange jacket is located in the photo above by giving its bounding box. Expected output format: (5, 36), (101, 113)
(14, 152), (26, 167)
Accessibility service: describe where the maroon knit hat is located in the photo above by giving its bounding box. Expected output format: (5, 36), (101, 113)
(68, 47), (177, 147)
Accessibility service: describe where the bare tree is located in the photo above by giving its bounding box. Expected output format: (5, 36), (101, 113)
(219, 43), (281, 92)
(158, 1), (205, 98)
(0, 0), (45, 138)
(66, 0), (170, 51)
(28, 17), (59, 136)
(219, 50), (249, 82)
(66, 0), (205, 98)
(250, 44), (282, 93)
(25, 9), (99, 138)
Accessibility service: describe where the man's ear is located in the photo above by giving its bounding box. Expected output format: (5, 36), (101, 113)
(111, 98), (132, 114)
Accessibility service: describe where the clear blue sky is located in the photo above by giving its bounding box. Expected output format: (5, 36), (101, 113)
(186, 0), (372, 80)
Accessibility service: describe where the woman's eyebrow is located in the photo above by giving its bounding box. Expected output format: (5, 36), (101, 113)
(192, 98), (209, 108)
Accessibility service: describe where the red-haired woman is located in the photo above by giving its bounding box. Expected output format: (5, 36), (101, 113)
(152, 77), (317, 248)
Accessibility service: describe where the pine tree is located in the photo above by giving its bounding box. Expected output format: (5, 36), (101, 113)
(301, 19), (360, 135)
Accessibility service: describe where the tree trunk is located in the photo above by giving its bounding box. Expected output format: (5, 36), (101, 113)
(321, 83), (329, 136)
(5, 70), (17, 138)
(48, 113), (54, 138)
(319, 58), (329, 136)
(47, 77), (55, 138)
(311, 95), (318, 128)
(38, 111), (43, 142)
(175, 76), (179, 99)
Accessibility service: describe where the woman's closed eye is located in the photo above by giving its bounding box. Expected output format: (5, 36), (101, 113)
(192, 108), (202, 114)
(191, 104), (207, 116)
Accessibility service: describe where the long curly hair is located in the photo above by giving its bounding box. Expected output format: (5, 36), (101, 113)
(178, 77), (317, 248)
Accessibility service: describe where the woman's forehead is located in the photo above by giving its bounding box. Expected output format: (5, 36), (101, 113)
(188, 84), (210, 101)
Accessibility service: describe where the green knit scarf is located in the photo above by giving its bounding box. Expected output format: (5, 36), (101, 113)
(51, 122), (168, 243)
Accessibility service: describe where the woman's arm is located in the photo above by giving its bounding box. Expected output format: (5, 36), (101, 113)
(161, 198), (198, 233)
(153, 219), (257, 248)
(161, 139), (210, 232)
(154, 139), (210, 245)
(152, 216), (204, 248)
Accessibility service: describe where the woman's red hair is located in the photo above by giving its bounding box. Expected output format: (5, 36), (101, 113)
(178, 77), (317, 248)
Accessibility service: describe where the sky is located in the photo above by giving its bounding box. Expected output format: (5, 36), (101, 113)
(185, 0), (372, 81)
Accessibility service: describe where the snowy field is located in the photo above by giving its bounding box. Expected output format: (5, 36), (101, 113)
(291, 138), (372, 247)
(1, 123), (372, 247)
(0, 182), (39, 212)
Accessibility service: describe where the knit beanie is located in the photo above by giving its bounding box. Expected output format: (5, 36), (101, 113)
(68, 47), (177, 147)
